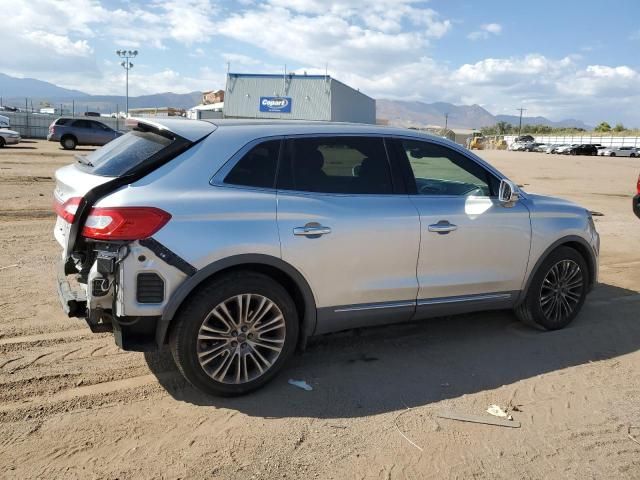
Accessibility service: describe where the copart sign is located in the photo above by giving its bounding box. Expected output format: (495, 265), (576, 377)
(259, 97), (292, 113)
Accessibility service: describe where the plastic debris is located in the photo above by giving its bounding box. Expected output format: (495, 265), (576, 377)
(487, 404), (513, 420)
(288, 379), (313, 391)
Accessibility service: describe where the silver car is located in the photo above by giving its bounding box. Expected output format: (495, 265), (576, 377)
(54, 119), (600, 396)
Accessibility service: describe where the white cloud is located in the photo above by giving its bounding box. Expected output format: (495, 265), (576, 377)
(468, 22), (502, 41)
(24, 32), (94, 56)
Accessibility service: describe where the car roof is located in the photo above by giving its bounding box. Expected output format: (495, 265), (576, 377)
(135, 117), (448, 143)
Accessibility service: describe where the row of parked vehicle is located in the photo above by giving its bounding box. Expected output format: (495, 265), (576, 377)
(510, 140), (639, 157)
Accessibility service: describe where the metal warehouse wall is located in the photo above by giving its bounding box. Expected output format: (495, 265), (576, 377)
(224, 75), (331, 120)
(330, 80), (375, 124)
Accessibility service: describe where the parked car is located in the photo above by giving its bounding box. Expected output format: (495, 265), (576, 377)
(0, 114), (10, 128)
(556, 144), (578, 154)
(634, 174), (640, 219)
(509, 141), (530, 151)
(566, 144), (598, 156)
(514, 135), (535, 143)
(47, 117), (123, 150)
(0, 128), (21, 147)
(524, 142), (545, 152)
(533, 143), (549, 152)
(545, 144), (563, 154)
(598, 146), (638, 157)
(54, 119), (600, 396)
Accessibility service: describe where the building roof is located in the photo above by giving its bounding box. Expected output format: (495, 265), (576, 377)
(227, 72), (374, 101)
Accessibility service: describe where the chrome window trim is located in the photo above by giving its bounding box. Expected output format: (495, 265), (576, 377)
(208, 130), (526, 200)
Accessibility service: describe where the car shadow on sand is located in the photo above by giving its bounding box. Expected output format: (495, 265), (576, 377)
(145, 282), (640, 418)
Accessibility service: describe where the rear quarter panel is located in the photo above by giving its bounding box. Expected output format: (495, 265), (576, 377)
(95, 129), (282, 269)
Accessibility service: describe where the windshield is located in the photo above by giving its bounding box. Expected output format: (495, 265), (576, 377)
(76, 130), (172, 176)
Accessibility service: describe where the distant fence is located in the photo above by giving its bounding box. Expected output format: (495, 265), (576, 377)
(0, 111), (125, 139)
(505, 135), (640, 148)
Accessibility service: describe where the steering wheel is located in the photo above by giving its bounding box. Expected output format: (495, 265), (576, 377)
(416, 178), (446, 195)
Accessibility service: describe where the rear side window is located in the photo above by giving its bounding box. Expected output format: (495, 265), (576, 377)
(76, 131), (172, 176)
(278, 136), (392, 194)
(55, 118), (71, 126)
(224, 140), (280, 189)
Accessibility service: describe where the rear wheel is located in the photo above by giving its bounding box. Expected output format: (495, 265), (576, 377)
(631, 153), (636, 158)
(61, 136), (77, 150)
(610, 152), (616, 157)
(0, 137), (5, 148)
(515, 247), (588, 330)
(170, 271), (299, 396)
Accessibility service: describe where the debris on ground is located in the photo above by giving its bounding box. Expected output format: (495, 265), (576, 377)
(437, 410), (521, 428)
(628, 426), (640, 446)
(487, 404), (513, 420)
(288, 379), (313, 391)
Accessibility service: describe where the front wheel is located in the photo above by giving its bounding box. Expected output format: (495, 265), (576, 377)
(515, 247), (588, 330)
(170, 271), (299, 396)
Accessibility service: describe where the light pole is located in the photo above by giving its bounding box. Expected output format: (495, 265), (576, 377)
(516, 107), (526, 136)
(444, 112), (449, 131)
(116, 49), (138, 116)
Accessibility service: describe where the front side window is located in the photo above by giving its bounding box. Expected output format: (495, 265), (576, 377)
(279, 136), (392, 194)
(224, 140), (280, 189)
(399, 140), (498, 196)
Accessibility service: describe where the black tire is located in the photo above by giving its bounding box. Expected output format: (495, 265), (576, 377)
(609, 152), (616, 157)
(515, 246), (589, 331)
(0, 137), (5, 148)
(169, 271), (299, 396)
(61, 136), (77, 150)
(631, 153), (636, 158)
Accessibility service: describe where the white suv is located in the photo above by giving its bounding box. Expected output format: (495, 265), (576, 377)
(54, 119), (599, 395)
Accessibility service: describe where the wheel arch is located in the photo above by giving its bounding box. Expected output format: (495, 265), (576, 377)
(519, 235), (597, 303)
(155, 254), (317, 350)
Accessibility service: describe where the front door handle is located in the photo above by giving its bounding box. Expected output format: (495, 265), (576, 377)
(293, 223), (332, 237)
(428, 221), (457, 234)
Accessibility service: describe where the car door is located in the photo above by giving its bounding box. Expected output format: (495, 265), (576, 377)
(71, 119), (92, 144)
(276, 135), (421, 334)
(389, 138), (532, 316)
(89, 121), (112, 145)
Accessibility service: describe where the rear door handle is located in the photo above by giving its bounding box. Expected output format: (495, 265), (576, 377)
(293, 223), (332, 236)
(428, 221), (457, 234)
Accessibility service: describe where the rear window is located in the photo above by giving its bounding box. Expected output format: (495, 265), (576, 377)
(55, 118), (71, 126)
(76, 130), (172, 176)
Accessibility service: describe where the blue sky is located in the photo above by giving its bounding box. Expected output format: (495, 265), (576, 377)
(3, 0), (640, 125)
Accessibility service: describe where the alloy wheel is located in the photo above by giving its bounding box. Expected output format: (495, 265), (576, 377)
(196, 294), (286, 384)
(539, 260), (583, 323)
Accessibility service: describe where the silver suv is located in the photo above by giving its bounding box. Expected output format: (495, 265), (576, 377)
(54, 119), (599, 396)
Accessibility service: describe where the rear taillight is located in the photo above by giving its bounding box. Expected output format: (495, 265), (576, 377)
(81, 207), (171, 240)
(637, 174), (640, 195)
(54, 196), (82, 223)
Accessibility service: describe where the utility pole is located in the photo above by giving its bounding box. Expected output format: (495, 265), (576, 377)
(444, 112), (449, 131)
(517, 107), (527, 136)
(116, 49), (138, 116)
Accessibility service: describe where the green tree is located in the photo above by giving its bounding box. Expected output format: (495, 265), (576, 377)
(613, 123), (625, 132)
(595, 121), (612, 133)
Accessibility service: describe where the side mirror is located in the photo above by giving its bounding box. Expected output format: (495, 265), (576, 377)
(498, 179), (519, 205)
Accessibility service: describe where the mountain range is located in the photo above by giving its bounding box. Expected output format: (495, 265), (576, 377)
(376, 99), (592, 130)
(0, 73), (591, 129)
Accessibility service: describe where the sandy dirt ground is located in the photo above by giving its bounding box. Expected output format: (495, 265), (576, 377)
(1, 140), (639, 479)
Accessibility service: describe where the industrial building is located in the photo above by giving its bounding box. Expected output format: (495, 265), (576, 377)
(223, 73), (375, 124)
